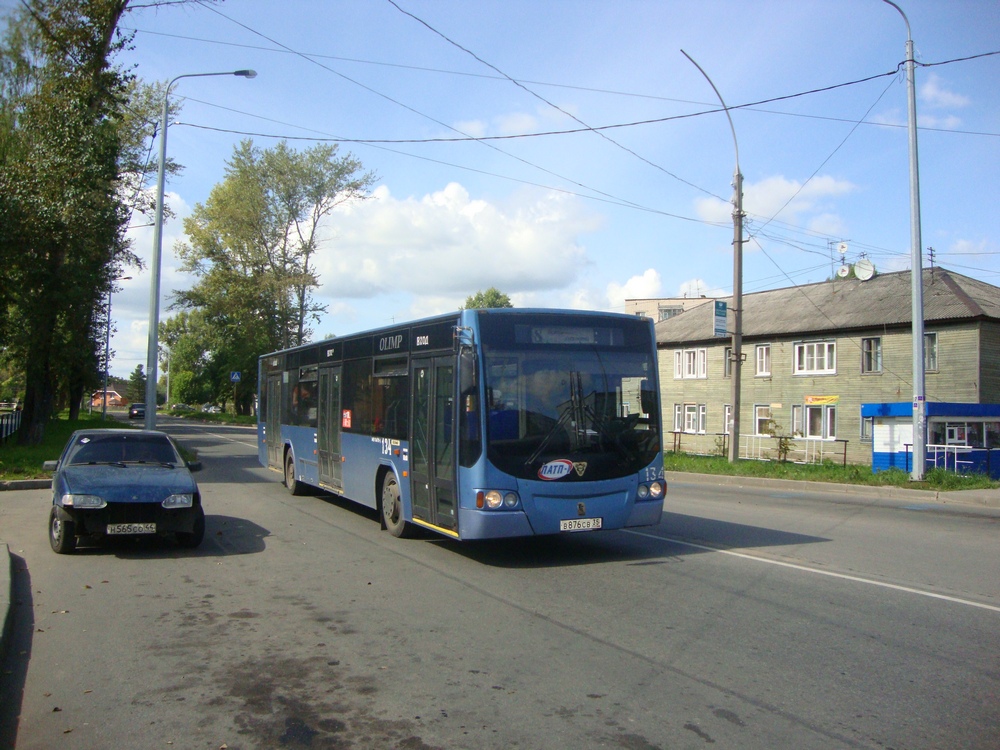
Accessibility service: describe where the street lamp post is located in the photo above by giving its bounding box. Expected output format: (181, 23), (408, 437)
(144, 69), (256, 430)
(102, 276), (132, 420)
(882, 0), (926, 480)
(682, 51), (744, 464)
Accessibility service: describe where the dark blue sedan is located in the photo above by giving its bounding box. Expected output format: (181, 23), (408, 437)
(44, 429), (205, 554)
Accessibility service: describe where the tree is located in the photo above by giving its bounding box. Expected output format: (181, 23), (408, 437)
(172, 140), (375, 413)
(126, 364), (146, 403)
(0, 1), (201, 441)
(463, 287), (513, 309)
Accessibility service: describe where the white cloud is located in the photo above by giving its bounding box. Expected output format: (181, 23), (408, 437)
(696, 174), (856, 227)
(920, 74), (970, 109)
(313, 183), (601, 304)
(606, 268), (662, 309)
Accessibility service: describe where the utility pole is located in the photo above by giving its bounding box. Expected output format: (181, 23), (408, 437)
(682, 51), (743, 463)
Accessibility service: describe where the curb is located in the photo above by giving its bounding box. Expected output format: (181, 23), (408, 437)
(0, 479), (51, 492)
(0, 544), (11, 665)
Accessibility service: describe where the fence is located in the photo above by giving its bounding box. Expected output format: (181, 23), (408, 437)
(0, 410), (22, 444)
(668, 430), (849, 466)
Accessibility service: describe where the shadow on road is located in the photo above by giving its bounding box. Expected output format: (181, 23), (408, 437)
(0, 553), (33, 750)
(439, 511), (830, 569)
(62, 514), (271, 558)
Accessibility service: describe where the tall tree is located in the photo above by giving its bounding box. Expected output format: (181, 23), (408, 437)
(464, 287), (514, 309)
(172, 140), (375, 412)
(0, 1), (186, 439)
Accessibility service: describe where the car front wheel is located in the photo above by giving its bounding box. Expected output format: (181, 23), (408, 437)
(49, 506), (77, 554)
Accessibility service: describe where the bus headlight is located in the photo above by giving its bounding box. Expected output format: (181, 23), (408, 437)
(477, 490), (521, 510)
(636, 481), (665, 501)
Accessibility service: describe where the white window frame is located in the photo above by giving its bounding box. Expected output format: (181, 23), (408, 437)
(791, 404), (803, 436)
(724, 347), (732, 378)
(794, 341), (836, 375)
(805, 404), (837, 439)
(673, 403), (682, 431)
(861, 337), (882, 374)
(754, 404), (772, 436)
(723, 404), (732, 435)
(924, 332), (938, 372)
(673, 348), (707, 379)
(755, 344), (771, 376)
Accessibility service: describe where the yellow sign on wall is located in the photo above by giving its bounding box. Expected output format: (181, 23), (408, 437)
(805, 395), (840, 405)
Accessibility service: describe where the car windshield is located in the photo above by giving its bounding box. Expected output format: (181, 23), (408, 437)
(66, 434), (180, 466)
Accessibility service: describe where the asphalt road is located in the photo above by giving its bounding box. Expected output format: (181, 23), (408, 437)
(1, 420), (998, 750)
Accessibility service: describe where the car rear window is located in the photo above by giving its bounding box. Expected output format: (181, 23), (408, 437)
(67, 434), (179, 465)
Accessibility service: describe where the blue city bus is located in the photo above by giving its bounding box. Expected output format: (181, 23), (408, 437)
(257, 308), (665, 540)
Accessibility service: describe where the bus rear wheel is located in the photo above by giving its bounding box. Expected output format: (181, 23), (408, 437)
(285, 453), (306, 496)
(381, 473), (412, 538)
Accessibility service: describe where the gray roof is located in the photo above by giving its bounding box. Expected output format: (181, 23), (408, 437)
(655, 268), (1000, 345)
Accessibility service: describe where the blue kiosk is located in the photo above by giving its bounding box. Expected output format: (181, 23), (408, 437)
(862, 402), (1000, 478)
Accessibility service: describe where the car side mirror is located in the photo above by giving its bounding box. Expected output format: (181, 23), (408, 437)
(42, 460), (58, 472)
(186, 460), (203, 472)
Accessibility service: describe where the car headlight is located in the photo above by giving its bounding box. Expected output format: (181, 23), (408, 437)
(62, 494), (106, 508)
(162, 493), (194, 509)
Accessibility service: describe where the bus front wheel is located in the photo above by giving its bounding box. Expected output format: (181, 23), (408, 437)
(381, 473), (412, 538)
(285, 453), (306, 496)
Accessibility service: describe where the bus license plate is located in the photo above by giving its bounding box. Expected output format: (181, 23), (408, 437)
(106, 523), (156, 535)
(560, 517), (602, 532)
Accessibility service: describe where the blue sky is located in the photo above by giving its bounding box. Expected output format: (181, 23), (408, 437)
(10, 0), (1000, 378)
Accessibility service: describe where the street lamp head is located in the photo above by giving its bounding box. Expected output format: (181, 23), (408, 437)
(234, 69), (257, 79)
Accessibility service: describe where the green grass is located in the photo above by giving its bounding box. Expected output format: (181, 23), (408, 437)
(0, 410), (204, 481)
(664, 452), (1000, 492)
(0, 412), (123, 480)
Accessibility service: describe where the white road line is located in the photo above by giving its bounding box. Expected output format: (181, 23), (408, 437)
(625, 529), (1000, 614)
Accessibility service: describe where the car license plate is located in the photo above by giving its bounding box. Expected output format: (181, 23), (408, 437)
(106, 522), (156, 535)
(559, 517), (603, 532)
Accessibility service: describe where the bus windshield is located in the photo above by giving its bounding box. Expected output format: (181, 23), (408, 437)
(483, 346), (660, 481)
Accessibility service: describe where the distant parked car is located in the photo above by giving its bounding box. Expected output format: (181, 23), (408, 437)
(202, 404), (222, 414)
(128, 403), (145, 419)
(43, 429), (205, 554)
(171, 403), (194, 412)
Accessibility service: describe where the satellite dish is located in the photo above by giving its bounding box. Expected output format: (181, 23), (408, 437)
(837, 242), (849, 255)
(854, 258), (875, 281)
(836, 265), (851, 278)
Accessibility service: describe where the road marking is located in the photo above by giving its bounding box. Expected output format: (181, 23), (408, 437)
(625, 529), (1000, 614)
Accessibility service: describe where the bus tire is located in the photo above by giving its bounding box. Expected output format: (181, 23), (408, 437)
(381, 473), (412, 538)
(284, 452), (306, 496)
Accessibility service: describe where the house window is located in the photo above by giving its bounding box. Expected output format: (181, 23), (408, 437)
(673, 404), (682, 432)
(724, 347), (732, 378)
(861, 337), (882, 373)
(724, 404), (732, 435)
(682, 403), (707, 433)
(754, 405), (772, 435)
(805, 405), (837, 439)
(924, 332), (938, 372)
(861, 414), (873, 442)
(791, 404), (803, 436)
(673, 348), (707, 379)
(755, 344), (771, 376)
(794, 341), (836, 375)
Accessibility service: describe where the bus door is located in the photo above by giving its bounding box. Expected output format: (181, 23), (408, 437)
(410, 357), (457, 532)
(265, 374), (282, 469)
(318, 366), (342, 489)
